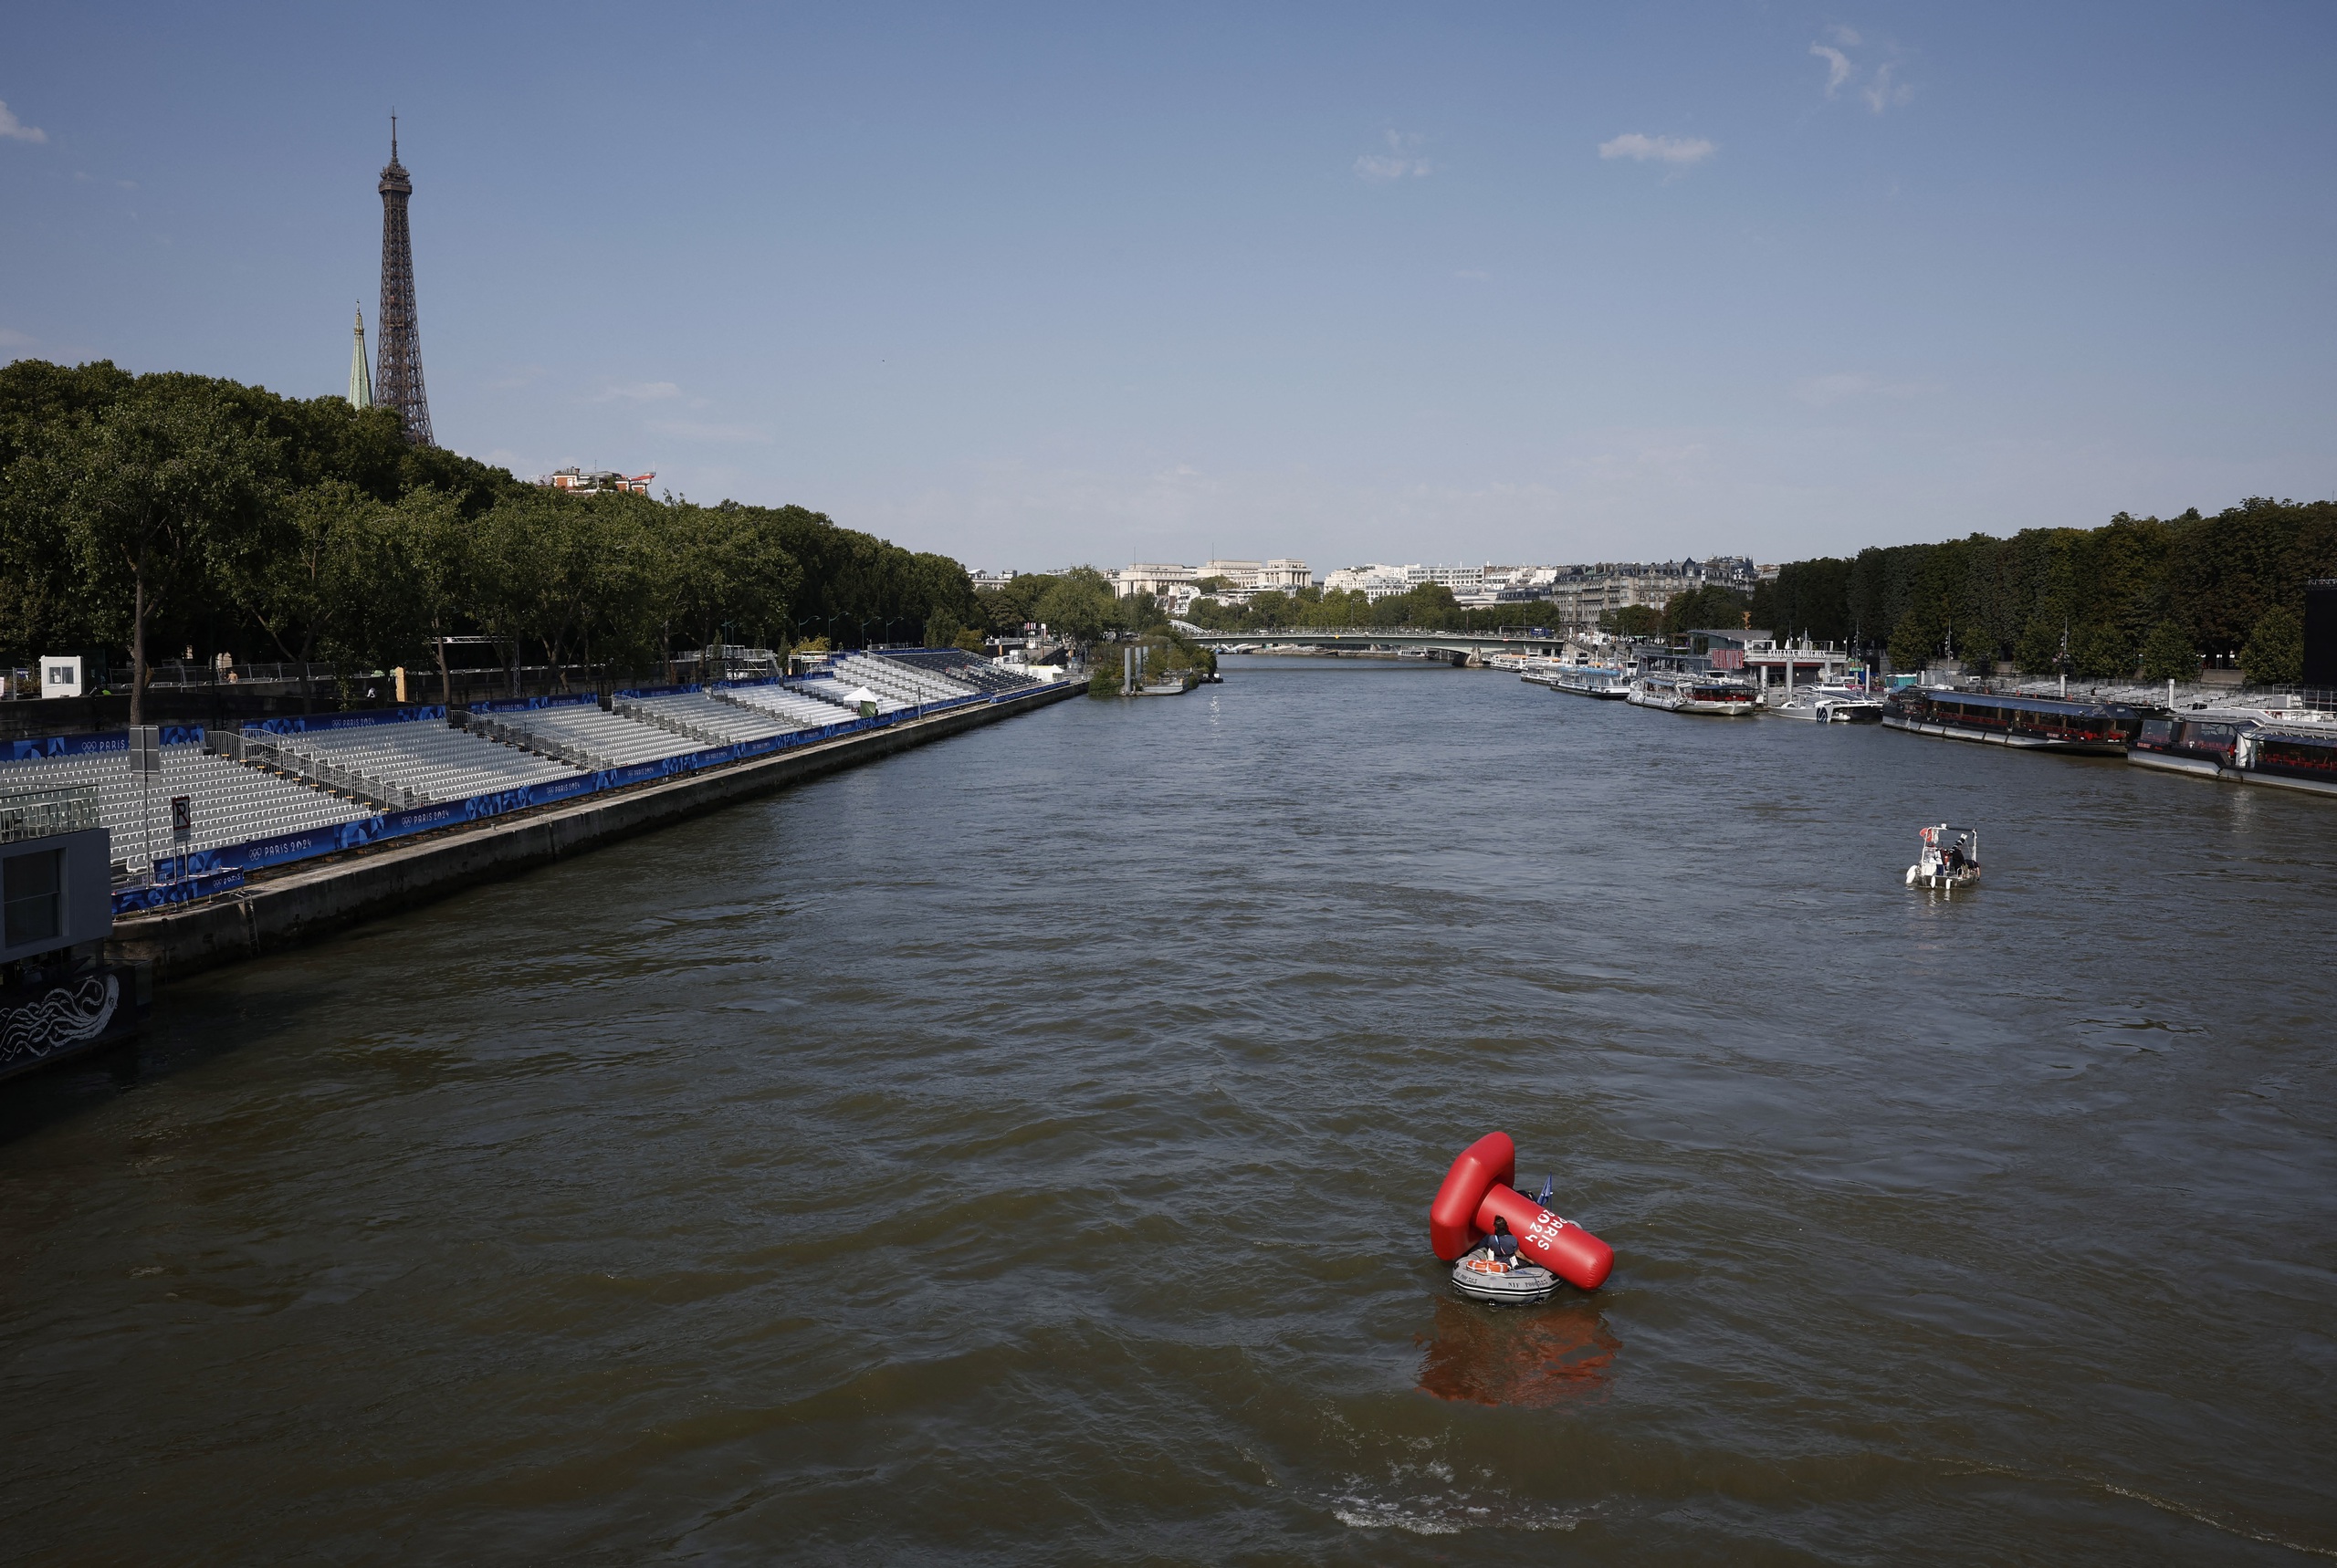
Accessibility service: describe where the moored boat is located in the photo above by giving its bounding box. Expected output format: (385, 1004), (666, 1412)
(1546, 664), (1630, 699)
(1772, 685), (1883, 723)
(2130, 715), (2245, 779)
(1881, 687), (2142, 753)
(1628, 671), (1759, 715)
(2234, 725), (2337, 797)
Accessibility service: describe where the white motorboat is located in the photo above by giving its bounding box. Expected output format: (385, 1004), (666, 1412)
(1905, 823), (1980, 890)
(1628, 671), (1759, 715)
(1772, 684), (1884, 723)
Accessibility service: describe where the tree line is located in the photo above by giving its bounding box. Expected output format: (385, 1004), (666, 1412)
(0, 360), (979, 719)
(1745, 500), (2335, 684)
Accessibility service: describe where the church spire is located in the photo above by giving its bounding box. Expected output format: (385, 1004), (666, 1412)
(349, 304), (373, 410)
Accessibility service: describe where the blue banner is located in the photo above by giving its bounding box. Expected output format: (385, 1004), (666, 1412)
(613, 682), (704, 700)
(6, 725), (204, 761)
(470, 692), (600, 715)
(111, 868), (247, 915)
(246, 706), (445, 737)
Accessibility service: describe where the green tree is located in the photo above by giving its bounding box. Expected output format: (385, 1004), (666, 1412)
(397, 486), (470, 706)
(2070, 621), (2134, 679)
(1662, 585), (1750, 638)
(2238, 606), (2303, 685)
(1599, 604), (1661, 638)
(30, 390), (277, 721)
(2137, 620), (2196, 683)
(221, 480), (429, 691)
(1032, 568), (1116, 644)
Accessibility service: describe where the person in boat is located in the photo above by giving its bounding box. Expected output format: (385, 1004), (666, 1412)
(1943, 840), (1967, 875)
(1487, 1216), (1521, 1266)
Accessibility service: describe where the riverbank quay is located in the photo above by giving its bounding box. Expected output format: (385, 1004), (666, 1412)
(103, 676), (1078, 984)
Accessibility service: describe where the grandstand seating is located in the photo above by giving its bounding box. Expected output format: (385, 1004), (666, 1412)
(467, 704), (703, 770)
(618, 691), (803, 746)
(240, 716), (585, 806)
(885, 648), (1048, 695)
(792, 674), (911, 715)
(826, 653), (980, 706)
(716, 682), (864, 727)
(0, 744), (373, 868)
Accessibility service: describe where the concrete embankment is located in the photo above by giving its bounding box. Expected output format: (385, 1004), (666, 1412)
(108, 679), (1082, 982)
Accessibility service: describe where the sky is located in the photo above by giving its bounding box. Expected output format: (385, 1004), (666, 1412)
(5, 2), (2334, 573)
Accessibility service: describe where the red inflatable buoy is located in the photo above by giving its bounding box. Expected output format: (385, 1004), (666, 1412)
(1430, 1131), (1613, 1291)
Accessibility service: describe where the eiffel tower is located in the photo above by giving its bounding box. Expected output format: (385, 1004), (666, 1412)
(374, 117), (434, 446)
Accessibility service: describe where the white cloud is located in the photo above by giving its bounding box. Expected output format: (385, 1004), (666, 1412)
(596, 381), (681, 402)
(1598, 132), (1716, 166)
(0, 101), (46, 143)
(1810, 32), (1913, 113)
(1810, 44), (1853, 96)
(1862, 63), (1913, 113)
(0, 327), (34, 348)
(1356, 131), (1432, 182)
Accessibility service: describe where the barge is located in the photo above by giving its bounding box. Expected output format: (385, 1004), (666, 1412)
(2235, 726), (2337, 797)
(1881, 688), (2143, 754)
(2130, 716), (2245, 779)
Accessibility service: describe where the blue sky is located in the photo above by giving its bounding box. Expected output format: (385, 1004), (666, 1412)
(5, 3), (2332, 572)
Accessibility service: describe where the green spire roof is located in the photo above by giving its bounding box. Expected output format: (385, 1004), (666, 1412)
(349, 305), (372, 410)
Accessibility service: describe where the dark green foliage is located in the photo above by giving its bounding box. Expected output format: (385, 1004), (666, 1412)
(1661, 584), (1748, 637)
(2239, 607), (2303, 685)
(2137, 620), (2196, 683)
(1749, 557), (1853, 643)
(0, 360), (973, 689)
(1758, 499), (2337, 675)
(1599, 604), (1662, 638)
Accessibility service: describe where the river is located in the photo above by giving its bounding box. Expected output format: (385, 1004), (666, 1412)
(3, 658), (2333, 1563)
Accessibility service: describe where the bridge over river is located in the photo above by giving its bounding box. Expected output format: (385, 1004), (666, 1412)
(1187, 628), (1567, 658)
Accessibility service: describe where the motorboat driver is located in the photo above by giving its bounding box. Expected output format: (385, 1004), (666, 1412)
(1489, 1216), (1520, 1266)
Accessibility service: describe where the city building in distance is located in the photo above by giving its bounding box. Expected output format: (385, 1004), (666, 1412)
(534, 468), (656, 495)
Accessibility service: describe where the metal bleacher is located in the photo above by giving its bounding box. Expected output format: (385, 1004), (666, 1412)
(617, 691), (803, 746)
(827, 653), (980, 706)
(238, 716), (585, 807)
(793, 673), (911, 715)
(716, 682), (863, 728)
(466, 704), (700, 771)
(0, 743), (373, 870)
(886, 649), (1046, 695)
